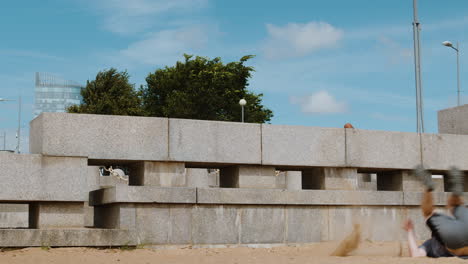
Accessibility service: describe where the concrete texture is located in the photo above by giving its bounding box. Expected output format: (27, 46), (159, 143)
(285, 171), (302, 190)
(241, 206), (285, 244)
(89, 185), (196, 205)
(422, 133), (468, 170)
(0, 153), (87, 202)
(357, 173), (377, 191)
(192, 205), (240, 244)
(220, 165), (276, 188)
(31, 202), (84, 228)
(135, 205), (192, 245)
(30, 113), (168, 160)
(438, 104), (468, 134)
(0, 229), (135, 247)
(94, 204), (136, 229)
(326, 206), (405, 242)
(302, 168), (358, 190)
(345, 129), (420, 169)
(286, 207), (323, 243)
(0, 204), (29, 228)
(197, 188), (405, 205)
(169, 118), (261, 165)
(130, 161), (186, 187)
(186, 168), (215, 188)
(262, 124), (345, 167)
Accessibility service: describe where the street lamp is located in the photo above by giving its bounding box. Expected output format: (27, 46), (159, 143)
(442, 40), (461, 106)
(239, 99), (247, 123)
(0, 132), (5, 150)
(0, 96), (21, 153)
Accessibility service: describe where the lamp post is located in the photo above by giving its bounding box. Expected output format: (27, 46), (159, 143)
(0, 132), (5, 150)
(442, 41), (461, 106)
(0, 96), (20, 153)
(239, 99), (247, 123)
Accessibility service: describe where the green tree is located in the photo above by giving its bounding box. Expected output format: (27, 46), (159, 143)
(141, 54), (273, 123)
(67, 68), (143, 116)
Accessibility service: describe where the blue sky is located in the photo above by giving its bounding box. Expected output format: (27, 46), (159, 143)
(1, 0), (468, 152)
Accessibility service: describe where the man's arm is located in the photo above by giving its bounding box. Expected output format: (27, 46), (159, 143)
(403, 219), (427, 257)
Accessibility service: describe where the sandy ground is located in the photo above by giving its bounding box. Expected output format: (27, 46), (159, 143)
(1, 241), (467, 264)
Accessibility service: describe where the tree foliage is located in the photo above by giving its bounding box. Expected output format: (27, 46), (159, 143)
(140, 54), (273, 123)
(67, 68), (143, 116)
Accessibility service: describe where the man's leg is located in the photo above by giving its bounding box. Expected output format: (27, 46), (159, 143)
(447, 167), (464, 212)
(414, 165), (435, 218)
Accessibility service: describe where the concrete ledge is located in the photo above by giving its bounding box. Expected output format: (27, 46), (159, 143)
(262, 125), (345, 167)
(0, 229), (135, 247)
(345, 129), (420, 169)
(438, 104), (468, 134)
(197, 188), (404, 205)
(0, 204), (29, 228)
(422, 133), (468, 170)
(169, 118), (261, 165)
(30, 113), (168, 161)
(0, 153), (87, 202)
(89, 185), (196, 206)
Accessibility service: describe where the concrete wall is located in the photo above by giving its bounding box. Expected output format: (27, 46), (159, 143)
(438, 104), (468, 134)
(30, 113), (468, 171)
(0, 152), (87, 201)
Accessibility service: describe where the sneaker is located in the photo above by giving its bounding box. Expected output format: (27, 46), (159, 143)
(448, 166), (464, 196)
(413, 165), (434, 191)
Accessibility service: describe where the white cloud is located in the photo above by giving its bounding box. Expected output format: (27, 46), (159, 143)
(93, 0), (209, 35)
(119, 26), (209, 65)
(290, 90), (347, 114)
(263, 22), (343, 59)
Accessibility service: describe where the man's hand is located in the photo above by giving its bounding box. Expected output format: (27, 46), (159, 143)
(402, 219), (414, 232)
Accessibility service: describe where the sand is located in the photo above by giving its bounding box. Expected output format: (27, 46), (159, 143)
(1, 241), (467, 264)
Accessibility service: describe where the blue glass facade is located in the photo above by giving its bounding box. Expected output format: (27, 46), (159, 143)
(34, 72), (83, 117)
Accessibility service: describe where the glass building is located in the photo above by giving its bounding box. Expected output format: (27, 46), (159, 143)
(34, 72), (83, 118)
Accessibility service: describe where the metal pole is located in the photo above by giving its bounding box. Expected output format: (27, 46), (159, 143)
(413, 0), (422, 134)
(241, 105), (244, 123)
(3, 131), (5, 150)
(457, 43), (460, 106)
(16, 96), (21, 154)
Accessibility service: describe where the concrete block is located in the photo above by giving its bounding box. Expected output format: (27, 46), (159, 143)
(197, 188), (288, 205)
(286, 171), (302, 190)
(302, 168), (359, 190)
(358, 173), (377, 191)
(220, 165), (276, 189)
(262, 124), (345, 167)
(345, 129), (420, 169)
(0, 153), (90, 202)
(0, 204), (29, 228)
(135, 205), (192, 245)
(422, 133), (468, 170)
(438, 104), (468, 134)
(276, 171), (286, 189)
(94, 204), (135, 229)
(30, 112), (168, 161)
(0, 229), (136, 247)
(197, 188), (403, 206)
(286, 190), (403, 205)
(286, 207), (323, 243)
(130, 161), (186, 187)
(83, 202), (94, 228)
(241, 206), (285, 244)
(32, 202), (84, 228)
(89, 185), (196, 205)
(86, 166), (101, 192)
(327, 207), (404, 242)
(169, 118), (261, 165)
(192, 205), (239, 244)
(186, 168), (211, 188)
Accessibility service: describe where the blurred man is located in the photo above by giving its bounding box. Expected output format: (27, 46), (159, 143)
(403, 166), (468, 258)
